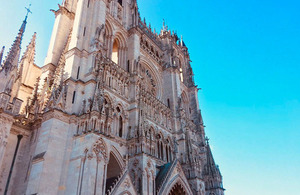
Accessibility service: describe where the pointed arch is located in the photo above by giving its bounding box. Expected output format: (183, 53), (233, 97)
(104, 20), (114, 57)
(139, 58), (162, 99)
(112, 39), (120, 64)
(105, 153), (122, 194)
(110, 146), (125, 168)
(114, 32), (127, 48)
(163, 175), (193, 195)
(93, 137), (108, 161)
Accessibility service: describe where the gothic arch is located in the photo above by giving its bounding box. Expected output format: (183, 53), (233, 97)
(139, 58), (162, 99)
(113, 103), (126, 138)
(156, 132), (165, 160)
(110, 146), (125, 169)
(113, 32), (127, 49)
(163, 175), (193, 195)
(105, 20), (114, 37)
(105, 151), (123, 194)
(103, 93), (113, 105)
(104, 20), (114, 57)
(168, 182), (186, 195)
(114, 101), (126, 113)
(92, 137), (108, 161)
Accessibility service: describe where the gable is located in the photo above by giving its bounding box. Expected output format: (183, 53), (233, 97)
(110, 171), (137, 195)
(157, 160), (193, 195)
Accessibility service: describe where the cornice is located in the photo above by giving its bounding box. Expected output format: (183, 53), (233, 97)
(0, 109), (15, 123)
(42, 109), (72, 124)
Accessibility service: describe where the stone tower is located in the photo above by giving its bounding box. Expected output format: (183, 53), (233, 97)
(0, 1), (224, 195)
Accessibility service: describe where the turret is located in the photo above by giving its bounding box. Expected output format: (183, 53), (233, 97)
(203, 138), (225, 195)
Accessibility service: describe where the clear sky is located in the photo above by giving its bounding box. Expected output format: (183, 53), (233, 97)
(0, 0), (299, 194)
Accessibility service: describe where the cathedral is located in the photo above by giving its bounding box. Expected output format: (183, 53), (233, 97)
(0, 0), (224, 194)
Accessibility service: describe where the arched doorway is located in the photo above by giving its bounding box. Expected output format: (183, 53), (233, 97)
(105, 153), (122, 194)
(168, 183), (187, 195)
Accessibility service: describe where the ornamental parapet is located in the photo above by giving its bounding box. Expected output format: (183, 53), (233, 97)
(0, 92), (23, 116)
(138, 19), (163, 48)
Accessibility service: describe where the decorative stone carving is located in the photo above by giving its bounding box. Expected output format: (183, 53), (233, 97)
(93, 137), (108, 162)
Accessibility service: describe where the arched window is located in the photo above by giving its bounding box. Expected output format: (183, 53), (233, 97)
(118, 116), (123, 137)
(179, 60), (184, 82)
(169, 146), (172, 161)
(160, 142), (164, 160)
(112, 40), (119, 64)
(166, 145), (169, 162)
(127, 60), (130, 72)
(157, 141), (160, 159)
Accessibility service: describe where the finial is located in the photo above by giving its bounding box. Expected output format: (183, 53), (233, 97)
(205, 136), (210, 145)
(25, 4), (32, 18)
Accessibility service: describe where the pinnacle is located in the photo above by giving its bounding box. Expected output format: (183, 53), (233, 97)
(21, 32), (37, 62)
(1, 14), (28, 74)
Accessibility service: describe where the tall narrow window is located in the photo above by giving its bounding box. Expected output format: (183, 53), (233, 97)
(157, 142), (160, 159)
(112, 40), (119, 64)
(118, 116), (123, 137)
(179, 60), (183, 82)
(127, 60), (130, 72)
(166, 145), (169, 162)
(76, 66), (80, 79)
(180, 68), (184, 82)
(72, 91), (76, 104)
(83, 27), (86, 36)
(160, 142), (164, 160)
(167, 99), (170, 108)
(87, 0), (90, 7)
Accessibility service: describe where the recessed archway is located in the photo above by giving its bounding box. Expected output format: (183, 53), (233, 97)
(168, 183), (187, 195)
(105, 153), (122, 194)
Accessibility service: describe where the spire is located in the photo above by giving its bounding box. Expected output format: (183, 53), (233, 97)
(205, 137), (216, 177)
(19, 32), (36, 84)
(21, 32), (36, 62)
(0, 4), (32, 75)
(204, 137), (225, 192)
(0, 46), (4, 65)
(204, 137), (223, 180)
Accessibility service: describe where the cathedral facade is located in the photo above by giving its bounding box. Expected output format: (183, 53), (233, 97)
(0, 0), (224, 195)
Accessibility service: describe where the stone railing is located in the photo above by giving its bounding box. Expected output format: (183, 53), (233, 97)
(106, 170), (127, 195)
(0, 92), (22, 115)
(138, 20), (162, 48)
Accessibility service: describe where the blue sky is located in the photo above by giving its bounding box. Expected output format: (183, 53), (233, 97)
(0, 0), (299, 194)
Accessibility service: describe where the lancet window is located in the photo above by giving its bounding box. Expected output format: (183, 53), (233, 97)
(112, 40), (119, 64)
